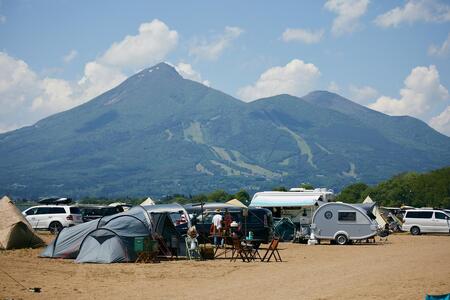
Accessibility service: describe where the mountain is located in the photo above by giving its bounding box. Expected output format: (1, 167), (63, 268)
(1, 62), (449, 198)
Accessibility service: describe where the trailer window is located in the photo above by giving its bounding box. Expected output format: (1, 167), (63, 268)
(338, 211), (356, 222)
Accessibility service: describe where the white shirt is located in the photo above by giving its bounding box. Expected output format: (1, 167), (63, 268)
(212, 213), (223, 229)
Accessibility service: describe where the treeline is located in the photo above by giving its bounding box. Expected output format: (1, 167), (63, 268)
(76, 189), (251, 205)
(159, 189), (250, 205)
(336, 167), (450, 208)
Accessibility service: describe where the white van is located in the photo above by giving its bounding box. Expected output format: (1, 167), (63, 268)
(402, 209), (450, 235)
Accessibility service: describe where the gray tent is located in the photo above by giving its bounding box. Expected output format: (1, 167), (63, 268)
(41, 206), (151, 262)
(41, 203), (190, 263)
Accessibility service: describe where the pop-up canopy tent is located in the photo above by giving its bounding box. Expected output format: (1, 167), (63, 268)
(141, 197), (155, 206)
(226, 199), (247, 208)
(0, 196), (44, 250)
(41, 203), (189, 263)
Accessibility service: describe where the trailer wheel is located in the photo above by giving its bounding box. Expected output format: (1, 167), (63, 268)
(335, 234), (348, 245)
(410, 226), (421, 236)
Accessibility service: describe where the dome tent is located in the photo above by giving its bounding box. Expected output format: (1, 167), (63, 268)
(41, 206), (152, 262)
(0, 196), (44, 250)
(41, 203), (190, 263)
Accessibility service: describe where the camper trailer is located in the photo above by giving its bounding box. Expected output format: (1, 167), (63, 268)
(310, 202), (378, 245)
(249, 188), (335, 226)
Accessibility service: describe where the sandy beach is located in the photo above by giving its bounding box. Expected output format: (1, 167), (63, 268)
(1, 233), (449, 300)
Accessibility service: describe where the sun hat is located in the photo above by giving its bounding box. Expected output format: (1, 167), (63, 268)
(215, 208), (221, 213)
(230, 221), (238, 227)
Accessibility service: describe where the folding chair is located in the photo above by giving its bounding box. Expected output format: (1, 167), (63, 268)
(261, 237), (282, 262)
(184, 235), (201, 260)
(230, 237), (251, 262)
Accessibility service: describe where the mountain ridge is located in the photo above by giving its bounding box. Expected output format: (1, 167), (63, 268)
(1, 62), (449, 198)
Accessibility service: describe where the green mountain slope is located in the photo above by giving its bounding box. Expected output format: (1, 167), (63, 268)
(1, 63), (449, 198)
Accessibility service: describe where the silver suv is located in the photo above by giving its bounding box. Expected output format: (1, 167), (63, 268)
(23, 205), (83, 233)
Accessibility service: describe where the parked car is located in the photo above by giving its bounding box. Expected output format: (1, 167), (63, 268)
(79, 205), (123, 222)
(184, 203), (273, 244)
(22, 205), (83, 233)
(401, 209), (450, 235)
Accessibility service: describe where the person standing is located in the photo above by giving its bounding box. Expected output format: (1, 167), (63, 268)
(212, 208), (223, 247)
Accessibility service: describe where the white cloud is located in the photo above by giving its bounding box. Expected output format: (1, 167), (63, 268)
(369, 65), (449, 118)
(77, 62), (126, 102)
(63, 49), (78, 63)
(0, 19), (179, 133)
(174, 62), (210, 87)
(429, 105), (450, 136)
(324, 0), (370, 36)
(348, 84), (379, 104)
(0, 52), (77, 132)
(100, 19), (178, 70)
(282, 28), (324, 44)
(237, 59), (321, 102)
(189, 26), (243, 61)
(31, 78), (75, 113)
(375, 0), (450, 28)
(328, 81), (340, 93)
(428, 33), (450, 57)
(0, 15), (5, 24)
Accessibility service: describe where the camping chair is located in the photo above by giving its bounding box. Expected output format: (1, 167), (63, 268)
(153, 234), (173, 259)
(261, 237), (282, 262)
(230, 237), (252, 262)
(184, 235), (201, 260)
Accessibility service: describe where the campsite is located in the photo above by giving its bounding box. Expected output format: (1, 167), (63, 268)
(1, 195), (450, 299)
(1, 233), (449, 299)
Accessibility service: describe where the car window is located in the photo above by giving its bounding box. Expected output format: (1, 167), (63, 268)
(25, 208), (37, 215)
(36, 207), (51, 214)
(70, 207), (81, 214)
(435, 212), (448, 220)
(338, 211), (356, 221)
(50, 207), (66, 214)
(406, 211), (433, 219)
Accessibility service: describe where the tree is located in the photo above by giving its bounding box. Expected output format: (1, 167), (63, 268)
(272, 186), (287, 192)
(299, 183), (314, 190)
(234, 189), (250, 203)
(336, 183), (369, 203)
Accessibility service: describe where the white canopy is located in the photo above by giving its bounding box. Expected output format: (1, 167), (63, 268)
(363, 196), (386, 228)
(141, 197), (155, 206)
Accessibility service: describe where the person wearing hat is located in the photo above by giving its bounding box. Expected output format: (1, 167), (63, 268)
(212, 208), (223, 247)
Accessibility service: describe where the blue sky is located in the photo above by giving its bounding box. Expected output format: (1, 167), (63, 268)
(1, 0), (450, 135)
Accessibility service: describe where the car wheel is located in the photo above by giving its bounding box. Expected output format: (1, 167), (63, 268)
(335, 234), (348, 245)
(49, 221), (63, 234)
(410, 226), (421, 236)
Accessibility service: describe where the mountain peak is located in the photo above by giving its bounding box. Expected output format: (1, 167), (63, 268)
(134, 62), (181, 80)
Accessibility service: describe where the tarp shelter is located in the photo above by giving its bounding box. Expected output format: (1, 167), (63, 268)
(226, 199), (247, 208)
(363, 196), (387, 228)
(0, 196), (44, 250)
(141, 197), (155, 206)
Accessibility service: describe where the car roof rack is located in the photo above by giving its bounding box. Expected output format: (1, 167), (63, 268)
(38, 197), (72, 205)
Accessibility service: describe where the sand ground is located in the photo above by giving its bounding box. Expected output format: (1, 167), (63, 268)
(1, 233), (449, 300)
